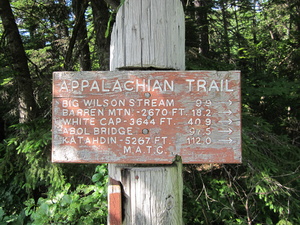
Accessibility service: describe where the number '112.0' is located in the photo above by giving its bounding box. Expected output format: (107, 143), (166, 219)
(187, 137), (212, 145)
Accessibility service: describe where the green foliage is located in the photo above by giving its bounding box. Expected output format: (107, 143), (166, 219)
(0, 119), (64, 218)
(0, 118), (109, 223)
(183, 114), (300, 224)
(25, 165), (108, 225)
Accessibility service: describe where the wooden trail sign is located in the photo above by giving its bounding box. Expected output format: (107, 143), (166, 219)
(52, 70), (241, 164)
(51, 0), (242, 224)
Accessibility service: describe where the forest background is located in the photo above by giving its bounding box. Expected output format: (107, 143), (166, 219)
(0, 0), (300, 224)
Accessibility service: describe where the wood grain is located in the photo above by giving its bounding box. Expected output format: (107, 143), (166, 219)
(110, 0), (185, 70)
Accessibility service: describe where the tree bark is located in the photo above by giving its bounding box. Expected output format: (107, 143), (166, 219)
(56, 0), (70, 39)
(194, 0), (210, 57)
(0, 0), (36, 123)
(288, 0), (300, 46)
(91, 0), (111, 70)
(73, 0), (91, 71)
(220, 0), (231, 63)
(65, 0), (91, 71)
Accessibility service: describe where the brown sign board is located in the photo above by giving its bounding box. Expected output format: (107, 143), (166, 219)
(52, 71), (241, 164)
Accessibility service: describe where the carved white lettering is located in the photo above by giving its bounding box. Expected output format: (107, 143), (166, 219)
(171, 108), (185, 116)
(94, 127), (133, 135)
(90, 80), (100, 91)
(60, 80), (68, 92)
(124, 145), (164, 154)
(59, 79), (174, 93)
(128, 99), (174, 107)
(112, 80), (122, 92)
(62, 118), (95, 125)
(62, 108), (103, 117)
(209, 80), (219, 92)
(62, 99), (79, 108)
(62, 136), (117, 144)
(186, 79), (233, 92)
(197, 80), (206, 92)
(63, 127), (90, 135)
(159, 118), (172, 125)
(124, 80), (134, 91)
(99, 118), (122, 126)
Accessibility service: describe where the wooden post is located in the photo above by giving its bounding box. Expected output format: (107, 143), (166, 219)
(110, 0), (185, 70)
(108, 0), (185, 224)
(108, 158), (183, 225)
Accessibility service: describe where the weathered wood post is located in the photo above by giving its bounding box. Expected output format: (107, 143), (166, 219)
(108, 0), (185, 224)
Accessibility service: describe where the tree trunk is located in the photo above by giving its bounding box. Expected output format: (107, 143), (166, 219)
(220, 0), (231, 63)
(65, 0), (91, 70)
(56, 0), (70, 39)
(194, 0), (210, 57)
(0, 0), (36, 123)
(252, 0), (259, 74)
(288, 0), (300, 46)
(73, 0), (91, 71)
(232, 0), (241, 49)
(91, 0), (111, 70)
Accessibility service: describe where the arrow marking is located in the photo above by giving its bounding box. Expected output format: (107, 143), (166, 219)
(219, 119), (233, 124)
(218, 128), (233, 134)
(218, 138), (233, 144)
(219, 110), (232, 115)
(219, 100), (232, 105)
